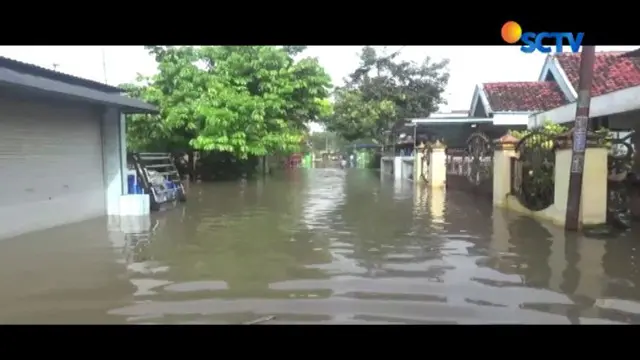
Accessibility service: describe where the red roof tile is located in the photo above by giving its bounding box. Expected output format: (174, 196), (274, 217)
(482, 81), (568, 112)
(555, 51), (640, 97)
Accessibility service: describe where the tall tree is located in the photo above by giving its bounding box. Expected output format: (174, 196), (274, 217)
(121, 46), (332, 159)
(324, 46), (450, 143)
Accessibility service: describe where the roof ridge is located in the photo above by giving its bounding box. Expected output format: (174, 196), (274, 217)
(481, 80), (568, 112)
(482, 81), (559, 86)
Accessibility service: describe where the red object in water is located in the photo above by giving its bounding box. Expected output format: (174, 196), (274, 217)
(287, 153), (302, 168)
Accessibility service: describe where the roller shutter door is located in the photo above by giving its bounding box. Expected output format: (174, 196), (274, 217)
(0, 96), (105, 239)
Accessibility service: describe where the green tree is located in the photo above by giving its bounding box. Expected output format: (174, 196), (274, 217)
(120, 76), (172, 151)
(323, 46), (450, 143)
(122, 46), (333, 159)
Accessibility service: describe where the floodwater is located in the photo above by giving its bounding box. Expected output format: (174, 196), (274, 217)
(1, 168), (640, 324)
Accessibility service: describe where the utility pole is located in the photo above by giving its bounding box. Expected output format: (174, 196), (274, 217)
(52, 63), (59, 71)
(565, 46), (596, 231)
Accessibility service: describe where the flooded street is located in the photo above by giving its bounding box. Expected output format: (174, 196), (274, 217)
(1, 168), (640, 324)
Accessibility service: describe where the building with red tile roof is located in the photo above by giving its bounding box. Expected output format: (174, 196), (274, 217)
(528, 49), (640, 130)
(408, 48), (640, 146)
(463, 49), (640, 130)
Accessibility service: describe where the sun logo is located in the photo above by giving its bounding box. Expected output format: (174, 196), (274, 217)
(501, 21), (523, 44)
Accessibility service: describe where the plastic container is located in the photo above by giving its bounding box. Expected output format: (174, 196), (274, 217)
(128, 171), (145, 194)
(127, 174), (137, 194)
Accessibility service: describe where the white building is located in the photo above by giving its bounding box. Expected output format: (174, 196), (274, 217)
(408, 49), (640, 147)
(407, 65), (571, 144)
(527, 49), (640, 131)
(0, 56), (156, 239)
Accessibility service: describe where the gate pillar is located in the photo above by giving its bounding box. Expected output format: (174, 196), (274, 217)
(555, 132), (608, 227)
(393, 156), (403, 180)
(428, 140), (447, 188)
(414, 142), (426, 183)
(493, 134), (518, 207)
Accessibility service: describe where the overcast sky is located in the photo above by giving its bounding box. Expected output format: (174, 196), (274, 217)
(1, 45), (637, 130)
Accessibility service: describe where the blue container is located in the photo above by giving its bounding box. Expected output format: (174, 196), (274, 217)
(165, 181), (178, 199)
(127, 174), (136, 194)
(128, 174), (145, 194)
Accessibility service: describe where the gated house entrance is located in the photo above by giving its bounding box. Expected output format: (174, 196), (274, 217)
(510, 130), (557, 212)
(445, 131), (494, 198)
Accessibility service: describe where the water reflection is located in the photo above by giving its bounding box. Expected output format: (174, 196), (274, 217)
(1, 168), (640, 323)
(0, 217), (133, 324)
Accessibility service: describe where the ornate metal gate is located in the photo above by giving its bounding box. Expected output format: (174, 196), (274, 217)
(446, 131), (493, 197)
(466, 132), (493, 187)
(511, 130), (556, 211)
(607, 133), (635, 226)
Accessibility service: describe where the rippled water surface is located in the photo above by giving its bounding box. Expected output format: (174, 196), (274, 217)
(1, 168), (640, 324)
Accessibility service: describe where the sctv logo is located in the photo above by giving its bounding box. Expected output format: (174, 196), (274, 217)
(501, 21), (584, 54)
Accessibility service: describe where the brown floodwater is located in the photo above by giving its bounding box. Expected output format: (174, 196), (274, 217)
(1, 168), (640, 324)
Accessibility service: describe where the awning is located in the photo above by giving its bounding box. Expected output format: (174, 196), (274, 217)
(0, 66), (157, 114)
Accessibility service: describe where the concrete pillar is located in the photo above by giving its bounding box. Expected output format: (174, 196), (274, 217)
(393, 156), (403, 181)
(414, 142), (426, 184)
(554, 131), (608, 228)
(101, 107), (124, 216)
(492, 134), (519, 207)
(119, 112), (128, 194)
(103, 109), (151, 217)
(428, 141), (446, 188)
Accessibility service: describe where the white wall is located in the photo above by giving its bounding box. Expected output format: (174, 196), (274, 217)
(528, 104), (575, 129)
(529, 85), (640, 129)
(101, 107), (126, 215)
(492, 113), (530, 126)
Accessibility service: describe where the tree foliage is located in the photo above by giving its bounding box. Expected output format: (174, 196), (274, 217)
(122, 46), (332, 159)
(511, 120), (612, 149)
(323, 46), (450, 143)
(510, 120), (568, 140)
